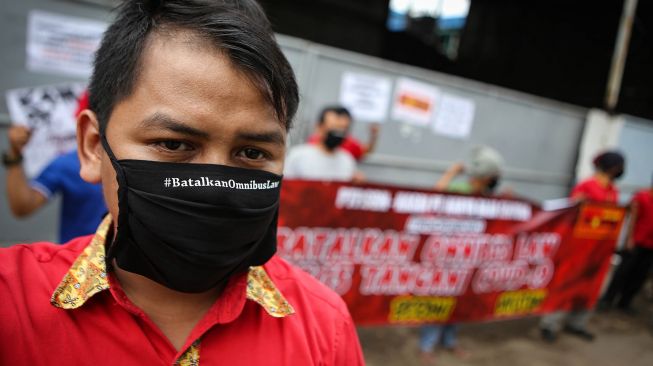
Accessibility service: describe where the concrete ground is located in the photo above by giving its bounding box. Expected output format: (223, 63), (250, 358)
(359, 296), (653, 366)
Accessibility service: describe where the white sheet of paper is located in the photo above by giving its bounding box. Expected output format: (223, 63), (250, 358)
(391, 78), (441, 126)
(541, 198), (576, 211)
(432, 93), (476, 139)
(6, 83), (86, 178)
(27, 10), (107, 77)
(338, 72), (392, 122)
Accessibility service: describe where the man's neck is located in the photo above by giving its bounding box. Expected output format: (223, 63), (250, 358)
(593, 172), (612, 187)
(468, 178), (487, 195)
(317, 143), (337, 155)
(113, 262), (223, 350)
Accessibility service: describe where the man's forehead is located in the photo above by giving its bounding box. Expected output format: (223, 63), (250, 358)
(326, 111), (350, 120)
(122, 30), (284, 127)
(137, 112), (286, 144)
(324, 111), (351, 125)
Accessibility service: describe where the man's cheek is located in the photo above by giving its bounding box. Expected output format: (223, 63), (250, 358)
(100, 163), (120, 218)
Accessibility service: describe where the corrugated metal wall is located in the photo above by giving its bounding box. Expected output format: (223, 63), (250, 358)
(0, 0), (596, 245)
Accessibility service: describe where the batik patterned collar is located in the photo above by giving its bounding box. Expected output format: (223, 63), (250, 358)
(50, 215), (295, 318)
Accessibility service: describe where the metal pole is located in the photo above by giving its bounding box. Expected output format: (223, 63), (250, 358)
(604, 0), (638, 112)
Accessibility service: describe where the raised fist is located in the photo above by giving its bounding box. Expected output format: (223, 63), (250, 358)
(7, 126), (32, 156)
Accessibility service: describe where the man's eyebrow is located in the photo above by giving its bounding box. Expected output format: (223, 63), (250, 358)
(235, 130), (286, 146)
(138, 113), (210, 139)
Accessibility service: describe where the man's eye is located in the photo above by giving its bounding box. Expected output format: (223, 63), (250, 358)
(157, 140), (193, 151)
(240, 148), (266, 160)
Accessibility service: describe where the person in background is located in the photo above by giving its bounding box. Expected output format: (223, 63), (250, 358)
(306, 105), (380, 161)
(599, 173), (653, 314)
(420, 145), (504, 364)
(434, 145), (504, 195)
(540, 150), (626, 343)
(284, 106), (358, 181)
(569, 151), (624, 202)
(2, 91), (106, 243)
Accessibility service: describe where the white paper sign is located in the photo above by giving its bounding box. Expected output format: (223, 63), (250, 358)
(339, 72), (392, 122)
(6, 83), (86, 178)
(432, 94), (476, 139)
(391, 78), (441, 126)
(27, 10), (107, 77)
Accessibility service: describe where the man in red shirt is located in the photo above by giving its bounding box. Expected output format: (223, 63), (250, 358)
(540, 151), (625, 343)
(569, 151), (623, 203)
(600, 177), (653, 313)
(0, 1), (364, 365)
(306, 106), (380, 161)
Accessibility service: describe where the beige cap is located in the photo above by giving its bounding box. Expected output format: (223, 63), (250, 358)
(467, 145), (504, 178)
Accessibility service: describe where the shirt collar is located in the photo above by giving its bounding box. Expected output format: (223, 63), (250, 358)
(50, 215), (294, 318)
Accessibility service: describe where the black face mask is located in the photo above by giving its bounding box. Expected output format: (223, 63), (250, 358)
(101, 136), (281, 293)
(324, 129), (346, 150)
(486, 176), (500, 193)
(612, 167), (625, 180)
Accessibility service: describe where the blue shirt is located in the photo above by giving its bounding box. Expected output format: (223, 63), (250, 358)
(30, 150), (106, 243)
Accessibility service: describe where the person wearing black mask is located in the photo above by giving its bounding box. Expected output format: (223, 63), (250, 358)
(0, 1), (364, 365)
(540, 150), (626, 343)
(284, 106), (358, 181)
(569, 151), (625, 202)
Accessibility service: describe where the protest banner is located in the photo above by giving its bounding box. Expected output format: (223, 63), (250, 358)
(5, 83), (86, 178)
(277, 180), (625, 325)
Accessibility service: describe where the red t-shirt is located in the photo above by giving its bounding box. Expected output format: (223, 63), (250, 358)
(632, 189), (653, 249)
(570, 177), (619, 203)
(75, 90), (89, 117)
(0, 218), (364, 365)
(307, 133), (365, 161)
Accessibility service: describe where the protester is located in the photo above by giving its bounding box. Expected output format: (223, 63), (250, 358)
(434, 145), (504, 195)
(599, 173), (653, 314)
(2, 92), (106, 243)
(539, 150), (626, 343)
(284, 106), (358, 181)
(306, 106), (380, 161)
(419, 145), (504, 364)
(0, 1), (364, 365)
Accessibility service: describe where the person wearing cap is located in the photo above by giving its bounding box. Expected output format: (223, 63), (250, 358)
(2, 90), (106, 243)
(419, 146), (504, 364)
(434, 145), (504, 195)
(539, 150), (626, 343)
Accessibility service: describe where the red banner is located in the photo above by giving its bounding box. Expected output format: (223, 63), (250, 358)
(277, 180), (626, 325)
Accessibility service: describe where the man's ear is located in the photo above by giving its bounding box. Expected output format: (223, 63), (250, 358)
(77, 110), (103, 184)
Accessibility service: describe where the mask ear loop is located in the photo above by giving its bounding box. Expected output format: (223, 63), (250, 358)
(100, 133), (130, 265)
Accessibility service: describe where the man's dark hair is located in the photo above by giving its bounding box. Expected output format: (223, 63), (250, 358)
(89, 0), (298, 132)
(593, 151), (625, 172)
(317, 106), (352, 125)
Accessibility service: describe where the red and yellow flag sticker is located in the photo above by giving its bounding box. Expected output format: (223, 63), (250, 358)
(573, 204), (625, 240)
(398, 93), (431, 112)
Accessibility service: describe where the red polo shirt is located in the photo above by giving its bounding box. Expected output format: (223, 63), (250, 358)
(632, 189), (653, 249)
(0, 216), (364, 365)
(570, 177), (619, 203)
